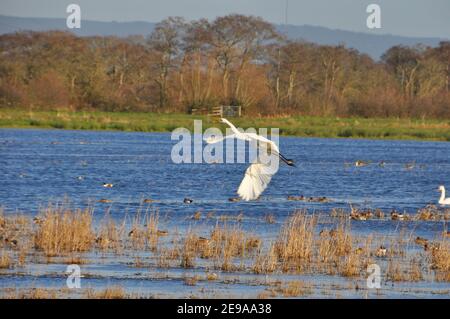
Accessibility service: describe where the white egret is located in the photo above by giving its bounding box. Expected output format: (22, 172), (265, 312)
(205, 118), (295, 201)
(438, 185), (450, 205)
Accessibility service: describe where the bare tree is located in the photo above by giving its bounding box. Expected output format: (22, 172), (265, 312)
(147, 17), (186, 109)
(207, 14), (279, 105)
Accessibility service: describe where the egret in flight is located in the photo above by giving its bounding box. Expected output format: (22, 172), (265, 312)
(205, 118), (295, 201)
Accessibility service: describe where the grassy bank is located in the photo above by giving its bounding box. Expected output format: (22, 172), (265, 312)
(0, 109), (449, 141)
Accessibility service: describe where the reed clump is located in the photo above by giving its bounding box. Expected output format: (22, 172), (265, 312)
(386, 253), (425, 282)
(33, 207), (95, 256)
(179, 224), (260, 271)
(128, 210), (160, 251)
(14, 288), (57, 299)
(429, 239), (450, 282)
(184, 276), (199, 286)
(317, 221), (353, 262)
(0, 209), (4, 229)
(274, 211), (316, 273)
(252, 211), (375, 277)
(86, 287), (127, 299)
(211, 224), (255, 270)
(0, 250), (12, 269)
(338, 252), (362, 277)
(157, 246), (181, 268)
(180, 232), (198, 268)
(409, 258), (423, 282)
(273, 281), (312, 297)
(253, 243), (277, 274)
(96, 217), (124, 252)
(0, 210), (32, 251)
(386, 258), (409, 282)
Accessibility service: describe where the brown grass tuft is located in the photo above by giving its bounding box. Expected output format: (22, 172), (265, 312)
(9, 288), (58, 299)
(253, 243), (277, 274)
(128, 210), (160, 251)
(274, 281), (312, 297)
(184, 276), (199, 286)
(429, 239), (450, 282)
(97, 217), (124, 252)
(0, 250), (12, 269)
(33, 206), (95, 256)
(86, 287), (127, 299)
(275, 211), (316, 273)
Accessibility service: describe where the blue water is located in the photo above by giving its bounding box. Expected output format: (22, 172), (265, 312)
(1, 129), (448, 216)
(1, 128), (449, 298)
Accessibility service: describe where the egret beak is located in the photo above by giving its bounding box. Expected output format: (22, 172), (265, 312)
(279, 153), (296, 167)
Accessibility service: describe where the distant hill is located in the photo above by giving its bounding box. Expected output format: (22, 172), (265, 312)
(277, 24), (447, 60)
(0, 15), (447, 60)
(0, 15), (154, 37)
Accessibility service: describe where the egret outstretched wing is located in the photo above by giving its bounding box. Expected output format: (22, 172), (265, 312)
(206, 118), (295, 201)
(237, 161), (277, 201)
(204, 134), (236, 144)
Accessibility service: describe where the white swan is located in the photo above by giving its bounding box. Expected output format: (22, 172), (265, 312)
(438, 185), (450, 205)
(205, 118), (295, 201)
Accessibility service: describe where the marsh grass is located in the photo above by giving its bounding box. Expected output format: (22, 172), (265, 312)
(86, 287), (127, 299)
(409, 258), (424, 282)
(33, 206), (95, 256)
(157, 246), (181, 268)
(179, 224), (260, 271)
(13, 288), (57, 299)
(0, 210), (32, 249)
(96, 216), (124, 252)
(253, 243), (277, 274)
(180, 232), (198, 268)
(415, 205), (450, 221)
(0, 250), (12, 268)
(387, 258), (409, 282)
(274, 281), (312, 297)
(429, 238), (450, 282)
(272, 211), (359, 275)
(184, 276), (199, 286)
(17, 247), (27, 267)
(212, 224), (260, 271)
(206, 272), (218, 281)
(1, 202), (448, 299)
(128, 209), (160, 251)
(249, 210), (434, 281)
(275, 212), (316, 273)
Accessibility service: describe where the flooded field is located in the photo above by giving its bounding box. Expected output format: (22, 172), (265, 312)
(0, 129), (449, 298)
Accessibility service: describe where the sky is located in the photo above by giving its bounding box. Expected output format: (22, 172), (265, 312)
(0, 0), (449, 38)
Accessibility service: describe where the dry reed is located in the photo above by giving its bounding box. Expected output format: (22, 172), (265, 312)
(33, 206), (95, 256)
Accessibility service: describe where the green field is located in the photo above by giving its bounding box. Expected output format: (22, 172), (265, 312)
(1, 109), (449, 141)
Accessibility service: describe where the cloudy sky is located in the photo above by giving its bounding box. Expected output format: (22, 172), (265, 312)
(1, 0), (449, 38)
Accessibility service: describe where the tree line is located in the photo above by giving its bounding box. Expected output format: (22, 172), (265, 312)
(0, 14), (449, 118)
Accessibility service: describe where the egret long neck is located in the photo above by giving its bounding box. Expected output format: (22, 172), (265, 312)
(440, 188), (446, 201)
(222, 119), (240, 135)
